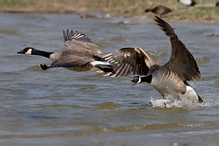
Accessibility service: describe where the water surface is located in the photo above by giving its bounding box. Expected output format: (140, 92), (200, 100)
(0, 13), (219, 145)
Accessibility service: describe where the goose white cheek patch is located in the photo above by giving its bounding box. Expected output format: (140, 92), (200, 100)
(137, 77), (141, 84)
(25, 49), (32, 55)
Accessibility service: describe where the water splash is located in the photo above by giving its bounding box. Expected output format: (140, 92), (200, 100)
(149, 96), (219, 109)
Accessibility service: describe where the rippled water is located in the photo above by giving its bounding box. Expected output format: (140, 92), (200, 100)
(0, 13), (219, 145)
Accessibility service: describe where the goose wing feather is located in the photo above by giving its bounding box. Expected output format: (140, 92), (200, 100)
(154, 16), (201, 81)
(63, 29), (101, 54)
(102, 47), (160, 77)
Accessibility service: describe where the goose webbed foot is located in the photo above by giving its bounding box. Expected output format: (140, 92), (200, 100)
(40, 64), (50, 70)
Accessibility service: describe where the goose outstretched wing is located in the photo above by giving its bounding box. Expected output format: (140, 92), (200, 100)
(102, 47), (160, 77)
(154, 16), (201, 81)
(63, 29), (101, 54)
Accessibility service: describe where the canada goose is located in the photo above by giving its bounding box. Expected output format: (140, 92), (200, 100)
(17, 30), (114, 73)
(178, 0), (196, 6)
(102, 16), (203, 103)
(145, 5), (172, 17)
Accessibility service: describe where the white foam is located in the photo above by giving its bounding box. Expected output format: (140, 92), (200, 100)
(149, 96), (218, 109)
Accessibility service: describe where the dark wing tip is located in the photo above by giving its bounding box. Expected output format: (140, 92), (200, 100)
(63, 29), (92, 43)
(154, 16), (176, 38)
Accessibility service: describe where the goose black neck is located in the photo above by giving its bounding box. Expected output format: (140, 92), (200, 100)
(141, 75), (152, 83)
(32, 49), (53, 58)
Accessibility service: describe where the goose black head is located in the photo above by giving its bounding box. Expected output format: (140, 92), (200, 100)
(17, 47), (34, 55)
(131, 76), (140, 86)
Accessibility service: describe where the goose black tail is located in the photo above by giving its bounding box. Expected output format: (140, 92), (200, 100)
(92, 55), (116, 73)
(197, 94), (203, 103)
(92, 55), (105, 61)
(96, 65), (115, 73)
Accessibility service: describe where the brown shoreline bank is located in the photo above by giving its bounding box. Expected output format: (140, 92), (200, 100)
(0, 0), (219, 23)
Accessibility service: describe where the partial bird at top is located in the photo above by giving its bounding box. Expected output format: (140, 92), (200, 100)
(178, 0), (196, 6)
(17, 29), (115, 74)
(145, 5), (172, 17)
(216, 0), (219, 7)
(102, 16), (202, 103)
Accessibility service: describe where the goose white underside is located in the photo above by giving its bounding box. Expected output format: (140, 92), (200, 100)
(90, 61), (110, 66)
(164, 86), (199, 102)
(181, 86), (199, 102)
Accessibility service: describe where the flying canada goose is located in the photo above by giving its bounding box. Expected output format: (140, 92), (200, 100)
(178, 0), (196, 6)
(102, 16), (203, 103)
(145, 5), (172, 17)
(17, 29), (114, 73)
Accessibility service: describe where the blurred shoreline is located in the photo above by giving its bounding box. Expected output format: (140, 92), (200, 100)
(0, 0), (219, 23)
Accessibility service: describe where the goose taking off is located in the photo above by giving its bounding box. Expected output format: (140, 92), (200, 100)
(102, 16), (203, 103)
(17, 30), (114, 73)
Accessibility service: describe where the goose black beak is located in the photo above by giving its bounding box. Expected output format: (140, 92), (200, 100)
(17, 50), (24, 54)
